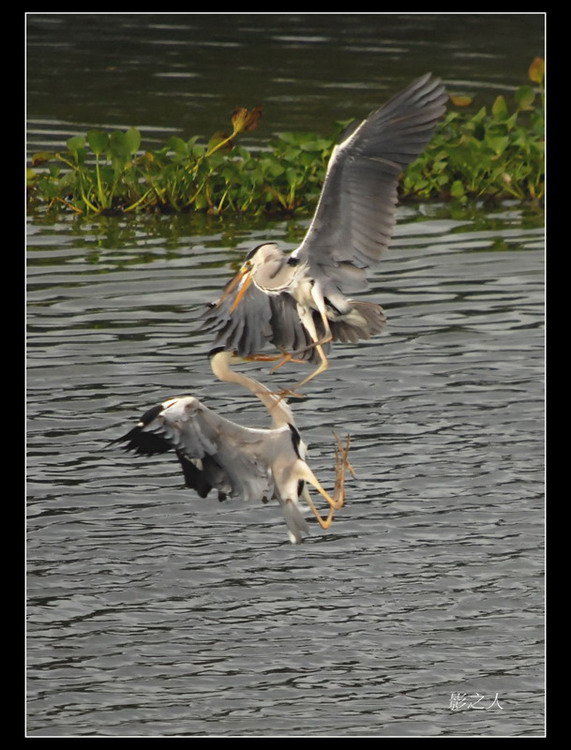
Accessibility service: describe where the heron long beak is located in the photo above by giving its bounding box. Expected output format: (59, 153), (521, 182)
(230, 269), (254, 312)
(215, 265), (250, 308)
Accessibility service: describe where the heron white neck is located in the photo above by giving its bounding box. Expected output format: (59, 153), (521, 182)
(210, 353), (294, 428)
(252, 256), (302, 294)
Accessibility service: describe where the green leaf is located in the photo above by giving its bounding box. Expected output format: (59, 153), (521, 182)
(470, 106), (487, 125)
(492, 95), (508, 120)
(124, 127), (141, 155)
(110, 131), (133, 161)
(486, 135), (510, 156)
(451, 180), (465, 198)
(166, 136), (188, 155)
(515, 85), (535, 111)
(38, 176), (60, 199)
(67, 135), (85, 153)
(87, 130), (109, 155)
(100, 165), (115, 184)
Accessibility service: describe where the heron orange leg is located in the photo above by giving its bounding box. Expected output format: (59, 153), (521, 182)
(241, 352), (307, 399)
(289, 342), (330, 391)
(300, 434), (353, 529)
(244, 350), (308, 373)
(301, 488), (336, 529)
(269, 351), (308, 373)
(288, 307), (334, 390)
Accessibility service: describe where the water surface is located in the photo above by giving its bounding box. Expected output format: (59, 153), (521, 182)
(27, 204), (544, 736)
(26, 13), (545, 153)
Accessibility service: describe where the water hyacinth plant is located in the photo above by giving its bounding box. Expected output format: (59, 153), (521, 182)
(403, 57), (545, 205)
(27, 60), (544, 216)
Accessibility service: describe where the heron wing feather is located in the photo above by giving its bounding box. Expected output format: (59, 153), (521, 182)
(114, 396), (281, 504)
(293, 73), (447, 292)
(201, 280), (273, 357)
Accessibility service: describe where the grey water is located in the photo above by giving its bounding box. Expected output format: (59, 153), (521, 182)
(26, 13), (545, 738)
(26, 12), (544, 151)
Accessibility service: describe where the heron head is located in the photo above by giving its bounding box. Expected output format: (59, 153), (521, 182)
(224, 243), (289, 312)
(225, 243), (278, 311)
(245, 241), (281, 265)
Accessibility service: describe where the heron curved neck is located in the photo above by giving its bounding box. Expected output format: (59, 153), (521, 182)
(210, 355), (293, 428)
(253, 256), (301, 293)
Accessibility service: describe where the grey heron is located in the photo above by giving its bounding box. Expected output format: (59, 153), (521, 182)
(203, 73), (447, 390)
(111, 351), (352, 544)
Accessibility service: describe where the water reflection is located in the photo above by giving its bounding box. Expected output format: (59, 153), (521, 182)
(26, 13), (544, 153)
(27, 203), (544, 736)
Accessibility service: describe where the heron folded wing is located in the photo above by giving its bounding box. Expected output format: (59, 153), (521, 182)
(215, 441), (275, 503)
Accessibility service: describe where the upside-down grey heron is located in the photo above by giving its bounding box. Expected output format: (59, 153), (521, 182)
(111, 350), (352, 544)
(203, 73), (447, 390)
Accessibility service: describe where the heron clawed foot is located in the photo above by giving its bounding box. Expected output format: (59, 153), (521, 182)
(334, 432), (356, 481)
(328, 433), (354, 511)
(299, 432), (354, 531)
(276, 387), (306, 400)
(269, 349), (309, 373)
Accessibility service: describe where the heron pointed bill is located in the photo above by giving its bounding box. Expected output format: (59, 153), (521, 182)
(230, 268), (254, 312)
(212, 261), (250, 308)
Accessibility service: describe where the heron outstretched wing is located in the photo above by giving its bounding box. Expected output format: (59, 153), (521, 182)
(293, 73), (448, 293)
(112, 396), (278, 503)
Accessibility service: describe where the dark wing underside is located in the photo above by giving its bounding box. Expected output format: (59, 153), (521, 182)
(202, 279), (274, 356)
(110, 404), (225, 499)
(294, 73), (448, 293)
(201, 280), (326, 363)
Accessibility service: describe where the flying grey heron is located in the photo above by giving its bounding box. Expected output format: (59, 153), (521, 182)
(203, 73), (448, 390)
(111, 350), (352, 544)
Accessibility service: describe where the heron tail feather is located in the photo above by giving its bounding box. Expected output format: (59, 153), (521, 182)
(281, 498), (310, 544)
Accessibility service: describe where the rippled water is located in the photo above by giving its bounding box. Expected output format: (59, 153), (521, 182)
(26, 13), (545, 155)
(26, 203), (544, 736)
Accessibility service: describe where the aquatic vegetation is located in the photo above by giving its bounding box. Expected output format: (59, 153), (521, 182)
(27, 60), (544, 217)
(403, 58), (545, 205)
